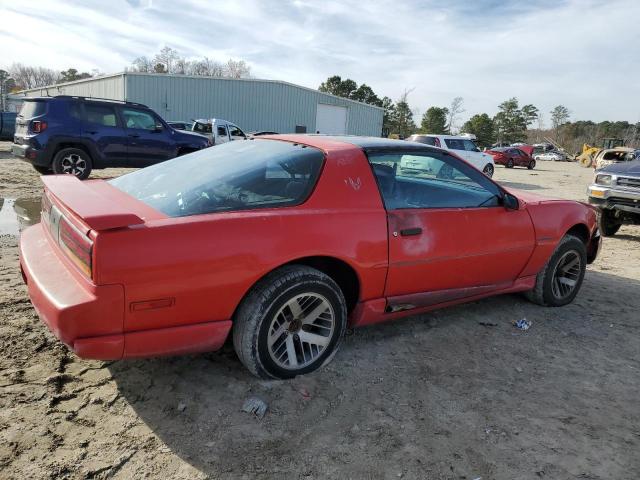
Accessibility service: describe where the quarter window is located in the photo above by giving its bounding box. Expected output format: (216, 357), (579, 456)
(217, 126), (228, 137)
(85, 104), (117, 127)
(368, 151), (501, 210)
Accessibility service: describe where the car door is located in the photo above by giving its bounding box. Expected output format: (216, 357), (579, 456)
(120, 107), (175, 167)
(215, 124), (230, 144)
(368, 149), (535, 308)
(461, 138), (484, 170)
(82, 103), (128, 166)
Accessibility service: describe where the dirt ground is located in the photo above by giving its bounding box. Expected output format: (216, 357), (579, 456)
(1, 141), (639, 479)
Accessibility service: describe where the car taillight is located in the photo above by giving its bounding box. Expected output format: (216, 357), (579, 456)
(59, 216), (93, 278)
(31, 120), (48, 133)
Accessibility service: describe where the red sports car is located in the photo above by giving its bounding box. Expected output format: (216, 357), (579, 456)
(19, 136), (601, 379)
(487, 146), (536, 169)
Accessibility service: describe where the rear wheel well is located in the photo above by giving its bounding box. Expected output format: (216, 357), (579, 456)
(566, 223), (590, 244)
(52, 143), (93, 162)
(283, 256), (360, 314)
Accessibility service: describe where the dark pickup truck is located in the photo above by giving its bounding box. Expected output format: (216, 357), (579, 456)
(0, 112), (17, 140)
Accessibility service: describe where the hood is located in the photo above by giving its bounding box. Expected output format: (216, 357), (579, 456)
(597, 158), (640, 175)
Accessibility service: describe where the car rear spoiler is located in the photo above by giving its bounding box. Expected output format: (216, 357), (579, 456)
(41, 176), (145, 231)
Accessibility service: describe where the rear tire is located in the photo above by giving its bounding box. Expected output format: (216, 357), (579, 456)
(32, 165), (52, 175)
(506, 159), (514, 168)
(52, 147), (93, 180)
(597, 209), (621, 237)
(233, 265), (347, 379)
(525, 234), (587, 307)
(527, 160), (536, 170)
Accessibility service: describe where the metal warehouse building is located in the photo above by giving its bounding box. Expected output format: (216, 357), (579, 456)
(19, 72), (383, 136)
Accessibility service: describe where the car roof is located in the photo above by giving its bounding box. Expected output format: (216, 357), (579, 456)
(262, 134), (443, 153)
(409, 133), (475, 140)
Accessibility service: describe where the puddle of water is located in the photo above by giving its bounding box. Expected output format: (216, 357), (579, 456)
(0, 196), (42, 236)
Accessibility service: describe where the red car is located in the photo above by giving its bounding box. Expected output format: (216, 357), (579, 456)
(487, 146), (536, 169)
(19, 136), (601, 379)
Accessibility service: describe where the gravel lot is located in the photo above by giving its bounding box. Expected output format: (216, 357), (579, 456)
(1, 141), (639, 479)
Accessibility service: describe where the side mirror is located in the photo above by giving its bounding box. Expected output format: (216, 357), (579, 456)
(503, 192), (519, 210)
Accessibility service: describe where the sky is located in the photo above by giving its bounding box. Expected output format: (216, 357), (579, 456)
(1, 0), (639, 124)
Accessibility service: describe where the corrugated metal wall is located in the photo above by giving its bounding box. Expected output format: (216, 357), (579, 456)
(21, 74), (126, 100)
(125, 74), (383, 136)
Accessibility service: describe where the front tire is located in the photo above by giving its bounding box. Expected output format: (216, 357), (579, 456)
(233, 265), (347, 379)
(527, 160), (536, 170)
(483, 164), (494, 177)
(52, 147), (93, 180)
(597, 209), (621, 237)
(506, 159), (514, 168)
(525, 234), (587, 307)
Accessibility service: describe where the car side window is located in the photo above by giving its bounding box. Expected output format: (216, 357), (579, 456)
(462, 139), (480, 152)
(84, 104), (117, 127)
(121, 108), (157, 131)
(217, 125), (228, 137)
(368, 151), (502, 210)
(229, 125), (246, 138)
(444, 139), (464, 150)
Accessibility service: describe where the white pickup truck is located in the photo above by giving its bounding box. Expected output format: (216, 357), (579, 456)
(192, 118), (247, 145)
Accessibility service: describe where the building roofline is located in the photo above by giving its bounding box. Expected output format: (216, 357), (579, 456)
(17, 71), (384, 111)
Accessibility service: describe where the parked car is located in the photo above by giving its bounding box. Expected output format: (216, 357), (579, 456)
(588, 159), (640, 236)
(11, 96), (211, 179)
(167, 120), (193, 131)
(0, 111), (17, 140)
(534, 151), (566, 162)
(486, 146), (536, 169)
(593, 147), (636, 170)
(406, 133), (495, 177)
(19, 135), (601, 379)
(192, 118), (247, 144)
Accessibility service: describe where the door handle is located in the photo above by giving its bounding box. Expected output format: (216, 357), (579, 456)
(400, 228), (422, 237)
(85, 130), (98, 135)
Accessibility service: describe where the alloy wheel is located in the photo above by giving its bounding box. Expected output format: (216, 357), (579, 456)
(483, 164), (494, 177)
(551, 250), (582, 300)
(60, 153), (87, 177)
(267, 293), (335, 370)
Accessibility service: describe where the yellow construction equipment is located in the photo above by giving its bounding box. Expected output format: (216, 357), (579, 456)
(577, 138), (625, 168)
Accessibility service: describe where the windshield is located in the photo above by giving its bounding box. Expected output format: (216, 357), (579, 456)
(110, 139), (325, 217)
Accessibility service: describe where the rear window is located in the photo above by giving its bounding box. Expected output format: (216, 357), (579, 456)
(18, 101), (47, 119)
(110, 139), (325, 217)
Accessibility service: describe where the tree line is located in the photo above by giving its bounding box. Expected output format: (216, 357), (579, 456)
(318, 75), (639, 151)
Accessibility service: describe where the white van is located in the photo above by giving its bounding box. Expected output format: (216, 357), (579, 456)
(405, 133), (495, 177)
(192, 119), (247, 145)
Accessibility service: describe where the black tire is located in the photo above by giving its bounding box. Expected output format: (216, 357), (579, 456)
(233, 265), (347, 379)
(32, 165), (52, 175)
(506, 159), (514, 168)
(525, 234), (587, 307)
(597, 209), (621, 237)
(483, 164), (494, 177)
(527, 160), (536, 170)
(52, 147), (93, 180)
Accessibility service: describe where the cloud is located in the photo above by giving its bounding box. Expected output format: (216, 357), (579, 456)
(1, 0), (638, 122)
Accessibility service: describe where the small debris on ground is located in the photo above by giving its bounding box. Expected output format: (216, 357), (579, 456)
(478, 321), (498, 327)
(513, 318), (531, 331)
(298, 387), (311, 400)
(177, 402), (187, 412)
(242, 396), (268, 419)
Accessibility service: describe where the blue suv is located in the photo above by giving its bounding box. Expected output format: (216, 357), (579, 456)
(12, 96), (211, 179)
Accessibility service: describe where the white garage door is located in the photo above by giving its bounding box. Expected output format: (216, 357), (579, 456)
(315, 104), (347, 134)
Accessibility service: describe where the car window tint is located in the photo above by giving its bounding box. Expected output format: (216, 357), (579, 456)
(18, 100), (47, 119)
(68, 102), (82, 120)
(122, 108), (157, 130)
(444, 139), (464, 150)
(462, 139), (479, 152)
(217, 126), (228, 136)
(85, 104), (117, 127)
(110, 140), (325, 217)
(409, 135), (438, 146)
(368, 151), (501, 210)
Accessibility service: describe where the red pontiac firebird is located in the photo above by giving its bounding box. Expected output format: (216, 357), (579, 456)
(487, 146), (536, 169)
(19, 136), (601, 379)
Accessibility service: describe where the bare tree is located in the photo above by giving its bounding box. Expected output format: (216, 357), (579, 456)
(9, 63), (60, 89)
(446, 96), (465, 134)
(154, 46), (180, 74)
(130, 56), (154, 73)
(224, 59), (251, 79)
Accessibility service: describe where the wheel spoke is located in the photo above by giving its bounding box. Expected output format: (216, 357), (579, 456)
(301, 301), (330, 325)
(285, 335), (298, 367)
(561, 257), (579, 273)
(298, 330), (330, 348)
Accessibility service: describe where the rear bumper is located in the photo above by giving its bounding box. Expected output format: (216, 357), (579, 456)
(19, 224), (232, 360)
(12, 143), (49, 167)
